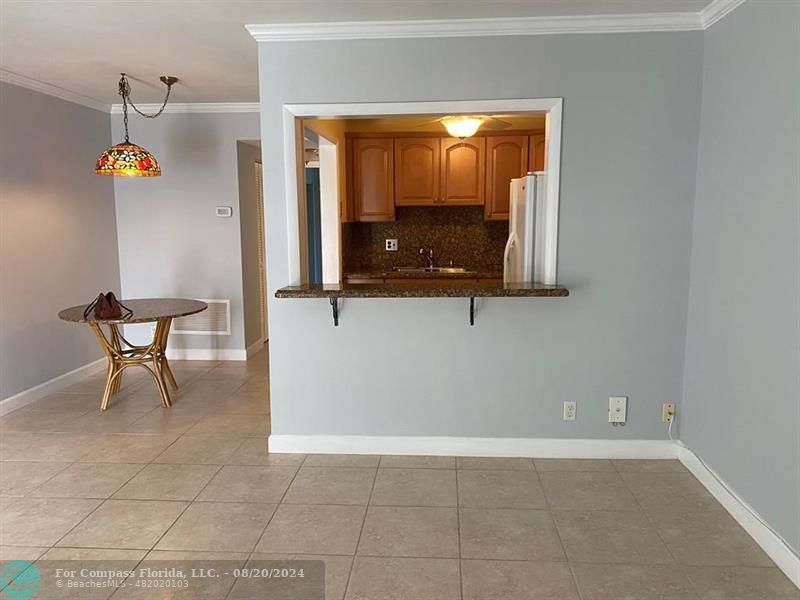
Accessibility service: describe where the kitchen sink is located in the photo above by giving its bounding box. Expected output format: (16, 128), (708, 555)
(393, 266), (475, 274)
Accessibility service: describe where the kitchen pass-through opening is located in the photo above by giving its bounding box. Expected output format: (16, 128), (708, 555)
(285, 99), (563, 288)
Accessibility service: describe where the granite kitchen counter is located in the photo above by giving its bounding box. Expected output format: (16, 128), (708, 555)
(276, 282), (569, 298)
(344, 269), (503, 280)
(277, 282), (568, 325)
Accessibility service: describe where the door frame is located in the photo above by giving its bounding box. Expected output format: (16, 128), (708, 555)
(254, 161), (269, 342)
(317, 134), (342, 284)
(281, 98), (563, 285)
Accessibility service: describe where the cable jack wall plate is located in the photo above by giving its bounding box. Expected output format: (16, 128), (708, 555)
(608, 396), (627, 423)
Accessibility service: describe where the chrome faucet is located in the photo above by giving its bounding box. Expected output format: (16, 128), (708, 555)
(419, 247), (434, 269)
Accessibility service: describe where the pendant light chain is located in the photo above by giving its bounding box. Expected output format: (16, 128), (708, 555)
(128, 83), (173, 119)
(118, 75), (131, 143)
(118, 73), (175, 125)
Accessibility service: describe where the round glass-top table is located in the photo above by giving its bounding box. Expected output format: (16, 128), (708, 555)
(59, 298), (207, 410)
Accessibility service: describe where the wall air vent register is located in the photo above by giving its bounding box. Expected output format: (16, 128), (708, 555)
(172, 299), (230, 335)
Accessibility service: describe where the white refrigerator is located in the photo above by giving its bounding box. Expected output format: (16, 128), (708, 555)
(503, 172), (549, 284)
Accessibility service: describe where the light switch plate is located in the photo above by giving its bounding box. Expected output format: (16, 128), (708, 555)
(385, 239), (398, 251)
(608, 396), (628, 423)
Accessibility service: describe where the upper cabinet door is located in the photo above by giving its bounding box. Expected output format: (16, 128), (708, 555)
(440, 137), (486, 206)
(485, 135), (529, 221)
(352, 138), (395, 222)
(529, 133), (546, 172)
(394, 138), (440, 206)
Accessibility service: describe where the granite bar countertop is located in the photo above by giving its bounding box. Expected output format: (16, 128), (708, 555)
(276, 282), (569, 298)
(344, 269), (503, 280)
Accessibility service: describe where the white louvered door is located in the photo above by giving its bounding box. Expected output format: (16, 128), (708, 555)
(255, 162), (268, 341)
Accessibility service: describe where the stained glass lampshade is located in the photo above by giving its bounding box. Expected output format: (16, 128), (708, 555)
(95, 142), (161, 177)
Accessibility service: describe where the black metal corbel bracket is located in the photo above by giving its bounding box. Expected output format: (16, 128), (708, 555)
(330, 297), (339, 327)
(469, 297), (475, 326)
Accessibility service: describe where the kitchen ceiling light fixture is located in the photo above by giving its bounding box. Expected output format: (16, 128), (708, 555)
(95, 73), (178, 177)
(440, 115), (485, 139)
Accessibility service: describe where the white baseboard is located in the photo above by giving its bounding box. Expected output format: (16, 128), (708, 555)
(0, 358), (106, 416)
(267, 435), (679, 458)
(165, 348), (247, 361)
(246, 337), (267, 359)
(677, 444), (800, 589)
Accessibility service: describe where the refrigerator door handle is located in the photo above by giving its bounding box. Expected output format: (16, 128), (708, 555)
(504, 232), (516, 266)
(503, 231), (517, 283)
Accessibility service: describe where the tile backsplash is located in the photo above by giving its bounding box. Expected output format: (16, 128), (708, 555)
(342, 207), (508, 272)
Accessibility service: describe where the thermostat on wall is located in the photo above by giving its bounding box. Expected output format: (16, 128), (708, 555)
(215, 206), (233, 218)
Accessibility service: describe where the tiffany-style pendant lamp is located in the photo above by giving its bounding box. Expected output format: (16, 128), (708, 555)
(95, 73), (177, 177)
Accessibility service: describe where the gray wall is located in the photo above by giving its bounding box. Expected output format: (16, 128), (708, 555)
(258, 32), (704, 438)
(0, 81), (119, 399)
(237, 140), (265, 348)
(113, 112), (260, 352)
(683, 1), (800, 554)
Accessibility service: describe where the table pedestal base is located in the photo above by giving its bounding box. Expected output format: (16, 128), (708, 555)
(89, 318), (177, 411)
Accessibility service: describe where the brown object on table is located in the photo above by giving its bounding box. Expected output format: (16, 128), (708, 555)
(59, 298), (207, 411)
(83, 291), (132, 320)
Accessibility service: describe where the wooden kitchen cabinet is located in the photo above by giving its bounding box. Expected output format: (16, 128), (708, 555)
(485, 135), (529, 221)
(394, 138), (440, 206)
(394, 136), (485, 207)
(351, 137), (395, 221)
(440, 137), (485, 206)
(347, 131), (540, 219)
(529, 133), (546, 172)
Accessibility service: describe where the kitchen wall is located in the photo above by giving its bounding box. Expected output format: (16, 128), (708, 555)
(113, 111), (260, 357)
(237, 140), (266, 349)
(343, 207), (507, 272)
(683, 0), (800, 554)
(258, 32), (703, 438)
(0, 81), (119, 399)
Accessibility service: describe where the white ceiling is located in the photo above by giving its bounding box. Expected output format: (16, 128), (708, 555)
(1, 0), (711, 105)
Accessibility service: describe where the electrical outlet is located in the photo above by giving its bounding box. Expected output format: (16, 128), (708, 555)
(608, 396), (628, 423)
(385, 239), (398, 251)
(662, 403), (675, 422)
(563, 401), (577, 421)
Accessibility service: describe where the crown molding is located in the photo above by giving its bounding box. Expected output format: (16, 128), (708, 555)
(110, 102), (260, 114)
(3, 2), (749, 113)
(700, 0), (747, 28)
(246, 12), (707, 42)
(0, 69), (109, 112)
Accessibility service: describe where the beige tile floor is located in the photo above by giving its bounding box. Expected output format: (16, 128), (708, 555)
(1, 347), (797, 599)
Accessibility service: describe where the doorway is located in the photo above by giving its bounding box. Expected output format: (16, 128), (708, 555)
(237, 140), (268, 356)
(305, 165), (323, 284)
(300, 124), (343, 285)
